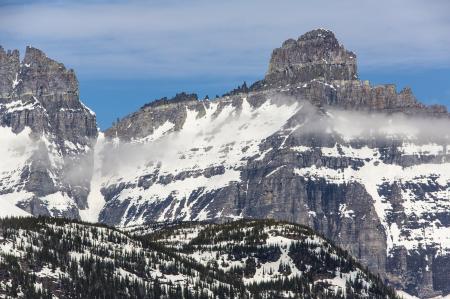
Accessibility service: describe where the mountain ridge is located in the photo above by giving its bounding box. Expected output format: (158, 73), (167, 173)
(105, 29), (447, 140)
(1, 29), (450, 298)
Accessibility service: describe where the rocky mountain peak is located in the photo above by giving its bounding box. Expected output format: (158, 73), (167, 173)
(19, 46), (78, 102)
(0, 45), (97, 139)
(23, 45), (47, 63)
(264, 28), (357, 86)
(0, 46), (20, 98)
(0, 46), (98, 219)
(0, 46), (20, 63)
(297, 28), (337, 42)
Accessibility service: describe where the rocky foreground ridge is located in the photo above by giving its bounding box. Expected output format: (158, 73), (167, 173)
(0, 29), (450, 298)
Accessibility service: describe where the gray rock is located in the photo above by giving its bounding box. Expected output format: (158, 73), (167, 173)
(0, 46), (20, 98)
(264, 29), (357, 87)
(0, 45), (98, 218)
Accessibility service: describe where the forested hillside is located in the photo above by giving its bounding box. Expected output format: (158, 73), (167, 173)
(0, 217), (399, 298)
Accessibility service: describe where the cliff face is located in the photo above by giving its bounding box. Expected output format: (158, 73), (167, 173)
(264, 29), (358, 86)
(101, 30), (450, 297)
(0, 46), (97, 218)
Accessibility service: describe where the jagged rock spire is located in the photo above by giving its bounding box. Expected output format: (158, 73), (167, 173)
(20, 46), (79, 104)
(0, 45), (97, 137)
(0, 46), (20, 98)
(0, 45), (98, 218)
(265, 29), (357, 86)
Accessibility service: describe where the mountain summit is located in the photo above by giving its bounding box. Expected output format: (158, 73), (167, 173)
(265, 29), (358, 85)
(250, 29), (447, 116)
(0, 45), (97, 218)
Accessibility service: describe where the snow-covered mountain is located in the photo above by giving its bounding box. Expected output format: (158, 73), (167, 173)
(0, 29), (449, 297)
(98, 29), (450, 297)
(0, 46), (97, 219)
(0, 217), (399, 298)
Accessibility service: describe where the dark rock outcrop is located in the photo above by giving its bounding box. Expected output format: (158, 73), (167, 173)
(262, 29), (357, 86)
(0, 47), (20, 98)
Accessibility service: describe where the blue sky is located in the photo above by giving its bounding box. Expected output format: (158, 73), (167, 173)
(1, 0), (450, 129)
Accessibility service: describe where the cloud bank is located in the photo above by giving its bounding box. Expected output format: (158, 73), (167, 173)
(99, 96), (450, 178)
(1, 0), (450, 79)
(328, 110), (450, 143)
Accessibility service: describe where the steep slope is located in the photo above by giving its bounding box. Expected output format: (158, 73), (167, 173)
(0, 217), (399, 298)
(0, 46), (97, 218)
(100, 29), (450, 297)
(146, 219), (400, 298)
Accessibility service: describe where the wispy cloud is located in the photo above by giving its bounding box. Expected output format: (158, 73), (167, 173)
(1, 0), (450, 79)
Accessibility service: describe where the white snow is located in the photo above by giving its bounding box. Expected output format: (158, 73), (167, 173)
(80, 133), (106, 222)
(80, 101), (96, 116)
(36, 266), (66, 280)
(338, 203), (354, 219)
(396, 290), (419, 299)
(291, 145), (311, 153)
(0, 124), (91, 218)
(318, 270), (360, 296)
(12, 73), (20, 89)
(265, 165), (286, 177)
(140, 120), (175, 142)
(41, 192), (77, 216)
(321, 145), (376, 159)
(1, 99), (38, 113)
(244, 235), (302, 285)
(311, 79), (336, 90)
(0, 192), (33, 218)
(0, 127), (34, 175)
(399, 143), (445, 156)
(64, 140), (78, 151)
(0, 126), (36, 217)
(101, 98), (301, 226)
(294, 145), (450, 255)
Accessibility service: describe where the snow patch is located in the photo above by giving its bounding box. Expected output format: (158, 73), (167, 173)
(80, 133), (107, 222)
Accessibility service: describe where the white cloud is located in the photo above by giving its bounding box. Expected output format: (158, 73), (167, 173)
(1, 0), (450, 78)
